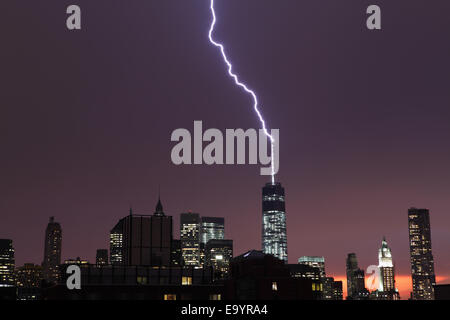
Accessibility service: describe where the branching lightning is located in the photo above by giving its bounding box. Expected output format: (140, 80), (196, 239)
(208, 0), (276, 184)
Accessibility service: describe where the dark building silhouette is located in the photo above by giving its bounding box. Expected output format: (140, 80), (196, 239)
(288, 263), (322, 299)
(44, 264), (221, 300)
(180, 212), (201, 266)
(346, 253), (369, 300)
(434, 284), (450, 300)
(16, 263), (43, 300)
(0, 239), (15, 287)
(408, 207), (436, 300)
(225, 250), (313, 300)
(96, 249), (108, 266)
(171, 239), (182, 266)
(42, 251), (315, 300)
(262, 182), (287, 262)
(42, 217), (62, 284)
(109, 199), (173, 266)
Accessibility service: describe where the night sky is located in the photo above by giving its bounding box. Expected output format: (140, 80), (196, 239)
(1, 1), (450, 298)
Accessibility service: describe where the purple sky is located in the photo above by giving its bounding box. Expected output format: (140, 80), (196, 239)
(1, 1), (450, 296)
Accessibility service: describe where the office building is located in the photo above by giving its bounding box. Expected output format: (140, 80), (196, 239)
(262, 182), (288, 262)
(42, 217), (62, 284)
(180, 212), (201, 266)
(205, 239), (233, 279)
(0, 239), (15, 287)
(16, 263), (43, 300)
(322, 277), (343, 300)
(408, 208), (436, 300)
(298, 256), (326, 278)
(200, 217), (225, 245)
(109, 199), (173, 266)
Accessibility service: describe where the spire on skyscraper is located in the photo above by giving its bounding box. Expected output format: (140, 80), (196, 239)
(154, 196), (164, 216)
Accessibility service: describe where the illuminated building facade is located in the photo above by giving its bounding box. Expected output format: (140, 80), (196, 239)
(377, 237), (399, 299)
(298, 256), (326, 278)
(16, 263), (43, 300)
(205, 239), (233, 279)
(262, 182), (288, 262)
(64, 257), (89, 265)
(408, 207), (436, 300)
(0, 239), (15, 287)
(180, 212), (201, 266)
(110, 218), (124, 265)
(42, 216), (62, 284)
(200, 217), (224, 245)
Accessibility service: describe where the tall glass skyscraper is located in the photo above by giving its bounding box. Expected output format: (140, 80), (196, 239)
(200, 217), (225, 245)
(42, 217), (62, 284)
(408, 207), (436, 300)
(262, 182), (287, 262)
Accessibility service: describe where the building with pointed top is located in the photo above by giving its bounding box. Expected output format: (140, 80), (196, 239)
(109, 197), (173, 266)
(376, 237), (400, 300)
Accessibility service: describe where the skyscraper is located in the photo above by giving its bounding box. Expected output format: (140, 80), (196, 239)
(200, 217), (225, 245)
(346, 253), (368, 300)
(110, 217), (124, 265)
(378, 237), (399, 298)
(109, 199), (173, 266)
(262, 182), (288, 262)
(180, 212), (201, 266)
(0, 239), (15, 287)
(408, 207), (436, 300)
(42, 217), (62, 284)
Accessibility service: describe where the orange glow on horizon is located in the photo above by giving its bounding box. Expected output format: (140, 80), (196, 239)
(332, 274), (449, 300)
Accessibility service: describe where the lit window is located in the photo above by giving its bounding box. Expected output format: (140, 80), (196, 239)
(164, 294), (176, 300)
(137, 276), (148, 285)
(272, 282), (278, 291)
(182, 276), (192, 286)
(209, 294), (221, 300)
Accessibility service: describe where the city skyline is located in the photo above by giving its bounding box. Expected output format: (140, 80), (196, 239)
(2, 0), (450, 301)
(2, 194), (447, 299)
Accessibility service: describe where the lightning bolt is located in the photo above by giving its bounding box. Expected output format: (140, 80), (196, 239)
(208, 0), (276, 184)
